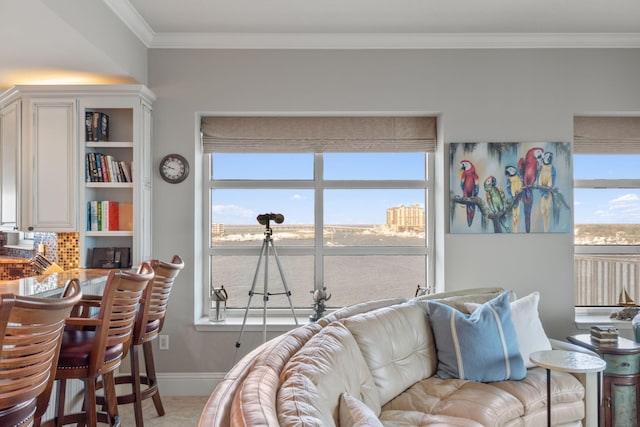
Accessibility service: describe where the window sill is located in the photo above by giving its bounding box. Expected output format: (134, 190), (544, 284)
(575, 306), (635, 331)
(194, 308), (327, 332)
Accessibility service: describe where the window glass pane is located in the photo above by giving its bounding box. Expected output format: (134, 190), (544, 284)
(574, 154), (640, 180)
(212, 255), (314, 309)
(211, 189), (314, 246)
(574, 188), (640, 245)
(212, 153), (313, 179)
(324, 189), (425, 246)
(324, 153), (425, 180)
(324, 256), (424, 307)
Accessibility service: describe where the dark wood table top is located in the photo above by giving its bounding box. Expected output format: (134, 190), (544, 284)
(568, 334), (640, 354)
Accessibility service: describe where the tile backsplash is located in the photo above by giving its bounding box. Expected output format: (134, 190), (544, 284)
(0, 231), (79, 272)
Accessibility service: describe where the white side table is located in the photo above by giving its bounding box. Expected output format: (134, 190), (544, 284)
(530, 350), (606, 427)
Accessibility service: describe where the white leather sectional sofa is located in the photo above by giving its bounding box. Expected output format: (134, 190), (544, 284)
(198, 288), (597, 426)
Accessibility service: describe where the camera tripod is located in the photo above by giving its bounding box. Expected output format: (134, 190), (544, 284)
(234, 217), (298, 361)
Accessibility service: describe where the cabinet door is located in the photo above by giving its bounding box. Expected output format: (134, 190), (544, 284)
(0, 101), (20, 228)
(25, 99), (77, 231)
(604, 374), (640, 427)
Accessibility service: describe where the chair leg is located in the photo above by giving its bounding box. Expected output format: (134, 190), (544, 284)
(54, 379), (66, 427)
(85, 378), (98, 427)
(130, 344), (145, 427)
(103, 371), (120, 426)
(143, 340), (165, 416)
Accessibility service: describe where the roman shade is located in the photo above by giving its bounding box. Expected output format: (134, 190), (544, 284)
(574, 116), (640, 154)
(201, 116), (437, 153)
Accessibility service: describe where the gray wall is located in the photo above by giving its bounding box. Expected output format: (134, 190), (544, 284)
(148, 48), (640, 374)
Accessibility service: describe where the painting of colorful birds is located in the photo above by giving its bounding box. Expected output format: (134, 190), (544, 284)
(450, 142), (572, 234)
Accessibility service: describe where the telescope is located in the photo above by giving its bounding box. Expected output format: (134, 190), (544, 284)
(257, 213), (284, 226)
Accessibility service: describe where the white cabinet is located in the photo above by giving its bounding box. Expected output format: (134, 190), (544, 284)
(25, 98), (77, 231)
(0, 89), (77, 232)
(0, 85), (154, 267)
(0, 101), (20, 229)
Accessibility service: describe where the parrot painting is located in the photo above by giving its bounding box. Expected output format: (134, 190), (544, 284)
(517, 147), (543, 233)
(460, 160), (479, 227)
(504, 165), (523, 232)
(538, 151), (556, 232)
(484, 175), (511, 232)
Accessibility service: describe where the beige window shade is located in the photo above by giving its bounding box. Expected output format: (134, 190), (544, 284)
(574, 116), (640, 154)
(201, 116), (436, 153)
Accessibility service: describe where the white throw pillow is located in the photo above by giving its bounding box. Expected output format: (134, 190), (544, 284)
(465, 291), (551, 368)
(339, 393), (384, 427)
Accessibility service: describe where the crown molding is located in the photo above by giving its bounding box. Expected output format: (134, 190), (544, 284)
(103, 0), (155, 47)
(147, 32), (640, 50)
(103, 1), (640, 50)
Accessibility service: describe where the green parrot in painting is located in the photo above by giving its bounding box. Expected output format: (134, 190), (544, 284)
(484, 175), (511, 233)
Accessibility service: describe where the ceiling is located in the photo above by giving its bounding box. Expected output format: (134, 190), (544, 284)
(0, 0), (639, 90)
(118, 0), (640, 48)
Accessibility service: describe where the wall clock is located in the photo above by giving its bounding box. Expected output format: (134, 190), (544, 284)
(159, 154), (189, 183)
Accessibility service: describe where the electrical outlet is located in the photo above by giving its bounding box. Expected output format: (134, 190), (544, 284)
(159, 334), (169, 350)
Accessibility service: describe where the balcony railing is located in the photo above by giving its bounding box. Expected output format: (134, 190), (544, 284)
(575, 254), (640, 306)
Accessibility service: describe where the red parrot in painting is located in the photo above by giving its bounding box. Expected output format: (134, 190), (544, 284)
(460, 160), (479, 227)
(517, 147), (543, 233)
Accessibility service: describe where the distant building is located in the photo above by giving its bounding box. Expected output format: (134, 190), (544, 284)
(386, 204), (425, 232)
(212, 223), (225, 237)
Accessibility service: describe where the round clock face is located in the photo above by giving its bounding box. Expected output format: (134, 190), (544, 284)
(159, 154), (189, 183)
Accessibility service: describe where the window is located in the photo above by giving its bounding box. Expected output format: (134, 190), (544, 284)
(574, 117), (640, 307)
(202, 116), (435, 318)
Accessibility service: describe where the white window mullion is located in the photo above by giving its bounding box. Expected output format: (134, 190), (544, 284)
(315, 153), (324, 292)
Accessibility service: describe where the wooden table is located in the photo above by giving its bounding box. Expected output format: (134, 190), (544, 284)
(530, 349), (606, 427)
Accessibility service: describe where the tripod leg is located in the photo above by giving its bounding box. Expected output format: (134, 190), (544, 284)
(234, 238), (268, 363)
(269, 239), (299, 326)
(263, 236), (269, 343)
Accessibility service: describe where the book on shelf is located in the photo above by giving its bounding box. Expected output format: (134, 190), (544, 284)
(85, 111), (109, 142)
(119, 202), (133, 231)
(85, 152), (131, 183)
(87, 201), (120, 231)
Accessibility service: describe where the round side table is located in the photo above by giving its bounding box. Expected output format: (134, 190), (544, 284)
(530, 350), (606, 427)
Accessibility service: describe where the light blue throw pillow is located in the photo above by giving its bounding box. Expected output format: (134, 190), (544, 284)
(426, 291), (525, 382)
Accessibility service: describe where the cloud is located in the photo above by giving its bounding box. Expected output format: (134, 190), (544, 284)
(290, 194), (304, 200)
(610, 193), (640, 204)
(212, 204), (254, 222)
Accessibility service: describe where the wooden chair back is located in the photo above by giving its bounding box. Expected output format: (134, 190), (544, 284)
(92, 262), (154, 373)
(0, 279), (82, 424)
(134, 255), (185, 344)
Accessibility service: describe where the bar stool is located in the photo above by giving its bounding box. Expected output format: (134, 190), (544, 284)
(102, 255), (184, 427)
(43, 263), (154, 427)
(0, 279), (82, 427)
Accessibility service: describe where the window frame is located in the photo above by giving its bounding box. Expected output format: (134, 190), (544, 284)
(201, 152), (435, 320)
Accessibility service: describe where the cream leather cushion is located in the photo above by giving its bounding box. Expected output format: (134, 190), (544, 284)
(343, 301), (437, 405)
(340, 393), (384, 427)
(278, 322), (381, 426)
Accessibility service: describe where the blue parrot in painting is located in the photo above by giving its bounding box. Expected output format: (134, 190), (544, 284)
(538, 151), (556, 232)
(518, 147), (543, 233)
(484, 175), (511, 233)
(460, 160), (479, 227)
(504, 165), (523, 232)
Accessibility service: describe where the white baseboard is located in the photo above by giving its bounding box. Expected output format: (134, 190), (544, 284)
(156, 372), (226, 396)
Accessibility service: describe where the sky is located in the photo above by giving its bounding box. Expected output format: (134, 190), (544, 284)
(574, 154), (640, 224)
(211, 153), (425, 225)
(210, 153), (640, 226)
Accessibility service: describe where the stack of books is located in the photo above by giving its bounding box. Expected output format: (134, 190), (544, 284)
(590, 325), (619, 343)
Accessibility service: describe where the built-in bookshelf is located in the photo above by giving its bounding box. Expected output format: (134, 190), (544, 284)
(79, 87), (154, 268)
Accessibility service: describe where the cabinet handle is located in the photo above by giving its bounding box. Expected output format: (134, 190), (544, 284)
(27, 226), (34, 231)
(620, 362), (630, 368)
